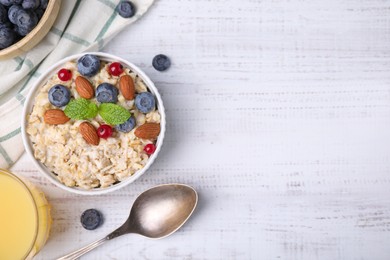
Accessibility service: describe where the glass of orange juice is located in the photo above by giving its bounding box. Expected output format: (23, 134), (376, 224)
(0, 169), (52, 260)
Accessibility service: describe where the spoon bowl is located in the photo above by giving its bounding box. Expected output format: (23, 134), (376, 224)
(57, 184), (198, 260)
(108, 184), (198, 239)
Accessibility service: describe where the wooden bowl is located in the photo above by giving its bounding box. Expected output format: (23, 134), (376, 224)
(0, 0), (62, 60)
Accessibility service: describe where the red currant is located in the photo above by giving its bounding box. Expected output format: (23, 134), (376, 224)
(108, 62), (123, 76)
(144, 144), (156, 155)
(57, 68), (72, 81)
(97, 125), (113, 139)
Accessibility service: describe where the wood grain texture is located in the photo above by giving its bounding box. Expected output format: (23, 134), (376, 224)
(10, 0), (390, 259)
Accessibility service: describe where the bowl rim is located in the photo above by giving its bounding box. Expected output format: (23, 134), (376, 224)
(21, 52), (166, 195)
(0, 0), (62, 60)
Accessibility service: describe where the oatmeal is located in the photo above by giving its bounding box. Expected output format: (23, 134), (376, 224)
(27, 54), (161, 189)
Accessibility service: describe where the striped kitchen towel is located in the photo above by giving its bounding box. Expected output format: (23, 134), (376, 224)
(0, 0), (154, 168)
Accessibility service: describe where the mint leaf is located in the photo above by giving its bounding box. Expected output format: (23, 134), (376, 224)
(64, 99), (98, 120)
(98, 103), (131, 125)
(85, 102), (98, 118)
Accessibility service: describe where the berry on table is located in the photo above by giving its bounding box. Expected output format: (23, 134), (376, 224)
(80, 209), (103, 230)
(57, 68), (72, 81)
(48, 84), (71, 107)
(152, 54), (171, 71)
(77, 54), (100, 77)
(116, 1), (135, 18)
(97, 124), (113, 139)
(135, 92), (155, 113)
(96, 83), (118, 103)
(144, 143), (156, 155)
(108, 62), (123, 76)
(115, 116), (136, 133)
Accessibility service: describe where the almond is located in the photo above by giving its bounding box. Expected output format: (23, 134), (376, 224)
(79, 122), (99, 145)
(44, 109), (70, 125)
(119, 75), (135, 100)
(75, 76), (94, 99)
(134, 123), (160, 139)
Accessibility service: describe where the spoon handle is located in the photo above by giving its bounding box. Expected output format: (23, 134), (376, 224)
(56, 237), (108, 260)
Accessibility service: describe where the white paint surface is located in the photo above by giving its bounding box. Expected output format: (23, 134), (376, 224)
(11, 0), (390, 259)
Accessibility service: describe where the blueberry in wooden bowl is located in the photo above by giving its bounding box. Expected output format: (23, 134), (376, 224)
(0, 0), (61, 60)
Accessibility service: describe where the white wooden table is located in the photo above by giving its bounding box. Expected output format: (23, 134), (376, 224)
(10, 0), (390, 259)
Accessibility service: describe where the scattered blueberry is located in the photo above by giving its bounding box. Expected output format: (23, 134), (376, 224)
(116, 116), (136, 133)
(0, 26), (15, 49)
(0, 4), (8, 23)
(96, 83), (118, 103)
(22, 0), (39, 9)
(152, 54), (171, 71)
(77, 54), (100, 77)
(8, 4), (22, 24)
(135, 92), (155, 113)
(80, 209), (103, 230)
(15, 9), (38, 35)
(48, 85), (71, 107)
(116, 0), (135, 18)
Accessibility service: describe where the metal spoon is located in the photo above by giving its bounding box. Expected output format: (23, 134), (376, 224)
(57, 184), (198, 260)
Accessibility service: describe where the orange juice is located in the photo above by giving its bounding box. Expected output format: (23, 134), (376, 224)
(0, 169), (51, 260)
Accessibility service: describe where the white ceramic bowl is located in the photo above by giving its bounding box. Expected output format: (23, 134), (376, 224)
(21, 52), (166, 195)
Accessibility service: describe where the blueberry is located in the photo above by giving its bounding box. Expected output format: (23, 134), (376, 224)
(15, 9), (38, 35)
(116, 116), (136, 133)
(8, 5), (22, 24)
(152, 54), (171, 71)
(0, 27), (15, 49)
(1, 0), (23, 6)
(96, 83), (118, 103)
(0, 22), (11, 29)
(80, 209), (103, 230)
(35, 7), (44, 18)
(14, 24), (29, 36)
(22, 0), (39, 9)
(116, 1), (135, 18)
(135, 92), (155, 113)
(0, 0), (13, 6)
(77, 54), (100, 77)
(48, 85), (71, 107)
(0, 5), (8, 23)
(39, 0), (47, 9)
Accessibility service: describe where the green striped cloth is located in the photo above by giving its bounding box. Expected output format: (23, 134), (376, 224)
(0, 0), (154, 168)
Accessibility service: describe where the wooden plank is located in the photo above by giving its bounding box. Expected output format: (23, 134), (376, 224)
(11, 0), (390, 259)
